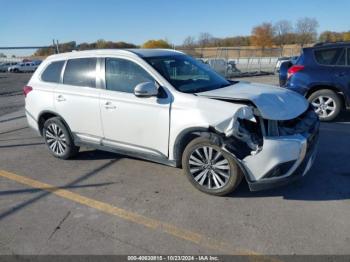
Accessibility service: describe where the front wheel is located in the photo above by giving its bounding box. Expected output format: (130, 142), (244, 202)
(182, 137), (243, 196)
(308, 89), (342, 121)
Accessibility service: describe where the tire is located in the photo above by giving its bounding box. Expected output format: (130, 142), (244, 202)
(43, 117), (79, 159)
(182, 136), (243, 196)
(14, 68), (19, 73)
(308, 89), (342, 122)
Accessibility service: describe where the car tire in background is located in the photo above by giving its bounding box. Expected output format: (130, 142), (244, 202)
(43, 117), (79, 159)
(182, 136), (243, 196)
(308, 89), (342, 121)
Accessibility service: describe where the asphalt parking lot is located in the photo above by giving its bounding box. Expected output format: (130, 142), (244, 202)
(0, 72), (349, 255)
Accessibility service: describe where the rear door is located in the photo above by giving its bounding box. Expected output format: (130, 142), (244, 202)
(332, 48), (350, 104)
(54, 57), (103, 141)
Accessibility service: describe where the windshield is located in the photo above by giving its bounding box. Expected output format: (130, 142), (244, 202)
(145, 55), (232, 93)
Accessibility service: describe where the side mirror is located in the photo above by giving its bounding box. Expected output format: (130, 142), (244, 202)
(134, 82), (158, 97)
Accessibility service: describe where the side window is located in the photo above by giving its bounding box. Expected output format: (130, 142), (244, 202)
(314, 48), (344, 65)
(105, 58), (154, 93)
(41, 61), (65, 83)
(347, 49), (350, 66)
(63, 58), (97, 88)
(336, 49), (346, 66)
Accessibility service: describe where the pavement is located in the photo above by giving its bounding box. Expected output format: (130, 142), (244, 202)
(0, 73), (349, 255)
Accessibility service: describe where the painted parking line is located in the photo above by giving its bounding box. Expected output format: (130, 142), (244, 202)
(0, 169), (260, 256)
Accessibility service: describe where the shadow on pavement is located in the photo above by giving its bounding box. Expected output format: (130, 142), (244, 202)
(0, 157), (120, 220)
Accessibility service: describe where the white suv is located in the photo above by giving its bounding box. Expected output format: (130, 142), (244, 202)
(9, 62), (38, 73)
(24, 49), (319, 195)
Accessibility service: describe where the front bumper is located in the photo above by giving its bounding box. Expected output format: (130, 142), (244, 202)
(246, 130), (319, 191)
(229, 111), (320, 192)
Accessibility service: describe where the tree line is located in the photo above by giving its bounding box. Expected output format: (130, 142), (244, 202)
(182, 17), (350, 49)
(34, 39), (172, 56)
(33, 17), (349, 56)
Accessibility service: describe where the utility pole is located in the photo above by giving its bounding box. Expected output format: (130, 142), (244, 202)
(52, 39), (60, 54)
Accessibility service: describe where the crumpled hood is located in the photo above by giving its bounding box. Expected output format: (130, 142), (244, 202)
(196, 81), (309, 120)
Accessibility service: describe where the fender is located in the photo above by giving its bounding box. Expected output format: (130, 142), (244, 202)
(37, 110), (74, 137)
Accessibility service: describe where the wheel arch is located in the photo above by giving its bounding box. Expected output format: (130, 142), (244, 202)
(172, 127), (211, 167)
(38, 110), (73, 137)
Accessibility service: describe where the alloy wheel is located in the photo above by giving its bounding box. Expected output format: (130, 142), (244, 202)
(311, 95), (336, 118)
(188, 146), (231, 190)
(45, 123), (67, 155)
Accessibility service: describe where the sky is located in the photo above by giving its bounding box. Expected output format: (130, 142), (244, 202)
(0, 0), (349, 56)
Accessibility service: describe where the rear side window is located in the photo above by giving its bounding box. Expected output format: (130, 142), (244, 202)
(63, 58), (97, 88)
(105, 58), (153, 93)
(314, 48), (344, 65)
(41, 61), (65, 83)
(336, 49), (346, 66)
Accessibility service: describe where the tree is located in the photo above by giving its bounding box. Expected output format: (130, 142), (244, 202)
(274, 20), (293, 47)
(96, 39), (108, 49)
(142, 39), (172, 48)
(319, 31), (343, 42)
(343, 32), (350, 41)
(198, 32), (213, 48)
(0, 53), (6, 58)
(182, 36), (196, 48)
(251, 22), (274, 48)
(296, 17), (319, 46)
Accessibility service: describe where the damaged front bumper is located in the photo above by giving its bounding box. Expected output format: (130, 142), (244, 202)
(222, 106), (320, 191)
(241, 131), (318, 191)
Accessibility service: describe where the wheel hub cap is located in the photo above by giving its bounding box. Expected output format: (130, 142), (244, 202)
(188, 146), (231, 190)
(45, 123), (67, 155)
(311, 95), (336, 118)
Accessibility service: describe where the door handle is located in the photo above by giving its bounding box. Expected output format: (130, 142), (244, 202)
(104, 101), (116, 109)
(335, 72), (346, 77)
(56, 95), (66, 102)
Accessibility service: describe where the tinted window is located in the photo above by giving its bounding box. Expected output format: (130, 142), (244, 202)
(314, 48), (344, 65)
(336, 49), (346, 66)
(145, 55), (231, 93)
(41, 61), (65, 83)
(105, 58), (153, 93)
(63, 58), (97, 88)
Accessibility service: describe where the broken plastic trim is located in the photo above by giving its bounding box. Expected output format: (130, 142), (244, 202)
(212, 105), (264, 159)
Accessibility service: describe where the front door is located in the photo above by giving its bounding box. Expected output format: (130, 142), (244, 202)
(100, 57), (171, 157)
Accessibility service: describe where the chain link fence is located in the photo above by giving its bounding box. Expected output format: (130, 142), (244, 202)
(177, 46), (302, 78)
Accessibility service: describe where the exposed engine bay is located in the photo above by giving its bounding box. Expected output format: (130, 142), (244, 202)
(213, 102), (319, 161)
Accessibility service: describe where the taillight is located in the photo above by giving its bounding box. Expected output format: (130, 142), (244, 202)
(23, 86), (33, 97)
(287, 65), (304, 79)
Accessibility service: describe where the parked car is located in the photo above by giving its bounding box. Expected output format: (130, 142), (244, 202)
(275, 56), (299, 73)
(8, 62), (38, 73)
(24, 49), (319, 196)
(0, 62), (18, 72)
(280, 42), (350, 121)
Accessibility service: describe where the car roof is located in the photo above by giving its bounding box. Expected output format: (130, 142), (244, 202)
(46, 48), (184, 61)
(305, 41), (350, 50)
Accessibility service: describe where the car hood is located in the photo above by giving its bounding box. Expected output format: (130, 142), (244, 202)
(196, 81), (309, 120)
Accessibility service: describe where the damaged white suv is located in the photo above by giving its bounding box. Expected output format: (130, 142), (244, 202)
(24, 49), (319, 195)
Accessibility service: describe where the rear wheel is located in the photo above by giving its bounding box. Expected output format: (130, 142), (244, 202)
(182, 137), (243, 196)
(43, 117), (79, 159)
(308, 89), (342, 121)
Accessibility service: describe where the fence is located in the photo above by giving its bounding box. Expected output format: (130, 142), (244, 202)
(177, 46), (302, 77)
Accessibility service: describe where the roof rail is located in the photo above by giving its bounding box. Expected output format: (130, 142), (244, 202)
(313, 41), (350, 47)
